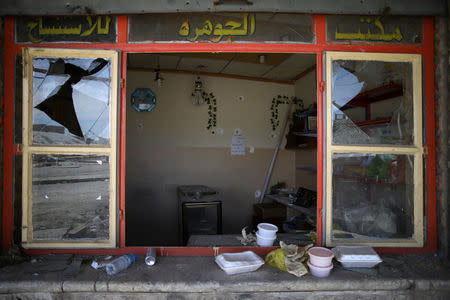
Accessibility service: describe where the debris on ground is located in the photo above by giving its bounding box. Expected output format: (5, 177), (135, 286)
(265, 241), (313, 277)
(0, 244), (29, 267)
(237, 227), (257, 246)
(91, 255), (113, 269)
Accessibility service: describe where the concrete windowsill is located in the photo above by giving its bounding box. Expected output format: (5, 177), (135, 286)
(1, 254), (450, 297)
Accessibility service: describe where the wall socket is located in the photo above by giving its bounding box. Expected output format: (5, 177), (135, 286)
(237, 95), (245, 101)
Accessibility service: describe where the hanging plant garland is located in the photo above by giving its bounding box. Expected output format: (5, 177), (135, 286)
(203, 91), (217, 134)
(270, 95), (303, 131)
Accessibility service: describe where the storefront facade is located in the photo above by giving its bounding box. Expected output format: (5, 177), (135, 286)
(0, 1), (447, 257)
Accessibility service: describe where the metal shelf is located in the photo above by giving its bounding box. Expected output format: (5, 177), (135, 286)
(265, 194), (316, 217)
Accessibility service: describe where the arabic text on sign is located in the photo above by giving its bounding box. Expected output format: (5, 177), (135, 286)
(26, 16), (112, 43)
(179, 13), (255, 42)
(335, 16), (403, 42)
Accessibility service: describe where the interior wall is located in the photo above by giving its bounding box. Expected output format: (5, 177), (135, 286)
(125, 70), (296, 246)
(294, 69), (316, 109)
(127, 71), (295, 148)
(294, 69), (317, 191)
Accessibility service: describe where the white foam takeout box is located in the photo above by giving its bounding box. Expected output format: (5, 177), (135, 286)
(215, 251), (265, 275)
(332, 246), (382, 268)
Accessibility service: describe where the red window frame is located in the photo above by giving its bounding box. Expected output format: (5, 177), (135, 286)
(1, 15), (436, 255)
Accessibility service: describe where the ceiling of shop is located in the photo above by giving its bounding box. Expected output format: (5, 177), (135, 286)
(127, 53), (316, 84)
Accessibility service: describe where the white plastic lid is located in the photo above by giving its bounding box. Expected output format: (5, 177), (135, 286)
(257, 223), (278, 232)
(332, 246), (382, 263)
(215, 251), (264, 269)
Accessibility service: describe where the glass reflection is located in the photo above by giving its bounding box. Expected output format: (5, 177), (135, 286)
(331, 60), (413, 145)
(332, 153), (414, 240)
(32, 57), (111, 145)
(32, 154), (110, 240)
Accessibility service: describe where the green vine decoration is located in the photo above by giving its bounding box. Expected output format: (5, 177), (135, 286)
(270, 95), (303, 131)
(203, 91), (217, 134)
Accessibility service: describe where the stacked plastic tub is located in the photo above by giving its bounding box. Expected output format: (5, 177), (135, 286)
(307, 247), (334, 277)
(256, 223), (278, 246)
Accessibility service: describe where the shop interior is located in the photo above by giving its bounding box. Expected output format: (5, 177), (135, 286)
(124, 52), (414, 247)
(125, 53), (319, 246)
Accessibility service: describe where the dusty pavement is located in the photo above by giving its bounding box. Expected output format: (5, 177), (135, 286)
(1, 251), (450, 299)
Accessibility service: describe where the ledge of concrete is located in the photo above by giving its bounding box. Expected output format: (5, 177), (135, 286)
(1, 254), (450, 298)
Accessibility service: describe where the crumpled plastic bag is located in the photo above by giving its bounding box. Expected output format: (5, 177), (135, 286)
(237, 227), (256, 246)
(265, 241), (313, 277)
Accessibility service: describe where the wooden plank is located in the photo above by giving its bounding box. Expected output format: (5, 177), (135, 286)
(22, 48), (31, 243)
(330, 145), (422, 155)
(109, 50), (119, 248)
(325, 51), (333, 246)
(292, 64), (316, 82)
(128, 67), (295, 85)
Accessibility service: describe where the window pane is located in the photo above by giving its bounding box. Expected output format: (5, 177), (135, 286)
(332, 153), (414, 240)
(331, 60), (413, 145)
(31, 154), (110, 240)
(32, 57), (111, 145)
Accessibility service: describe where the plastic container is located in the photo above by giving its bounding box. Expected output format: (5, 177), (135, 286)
(145, 248), (156, 266)
(256, 231), (276, 246)
(257, 223), (278, 238)
(215, 251), (264, 275)
(105, 254), (138, 275)
(307, 260), (333, 278)
(308, 247), (334, 267)
(332, 246), (382, 268)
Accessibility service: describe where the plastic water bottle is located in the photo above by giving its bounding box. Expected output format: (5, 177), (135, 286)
(145, 248), (157, 266)
(105, 254), (137, 275)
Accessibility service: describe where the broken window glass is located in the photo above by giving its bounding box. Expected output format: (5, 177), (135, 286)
(32, 57), (111, 145)
(332, 153), (414, 240)
(31, 154), (110, 240)
(331, 60), (413, 145)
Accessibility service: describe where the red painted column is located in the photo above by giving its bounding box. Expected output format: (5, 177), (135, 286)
(2, 17), (16, 250)
(423, 17), (437, 251)
(118, 15), (128, 248)
(314, 14), (326, 246)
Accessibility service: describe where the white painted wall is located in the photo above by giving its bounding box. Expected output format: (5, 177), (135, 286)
(294, 69), (316, 109)
(294, 70), (318, 191)
(126, 71), (295, 149)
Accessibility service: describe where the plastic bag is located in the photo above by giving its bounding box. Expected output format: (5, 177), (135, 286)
(265, 248), (287, 272)
(265, 241), (313, 277)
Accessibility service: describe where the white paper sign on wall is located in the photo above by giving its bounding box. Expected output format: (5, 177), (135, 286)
(231, 129), (246, 156)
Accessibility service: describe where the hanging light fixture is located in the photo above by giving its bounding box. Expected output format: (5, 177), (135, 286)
(154, 67), (164, 88)
(154, 55), (164, 88)
(191, 76), (204, 105)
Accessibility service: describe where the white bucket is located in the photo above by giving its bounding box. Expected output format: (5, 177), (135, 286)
(308, 247), (334, 267)
(257, 223), (278, 238)
(256, 231), (276, 246)
(307, 260), (333, 278)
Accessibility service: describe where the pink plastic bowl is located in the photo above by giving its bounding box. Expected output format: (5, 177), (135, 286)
(308, 247), (334, 267)
(307, 260), (333, 278)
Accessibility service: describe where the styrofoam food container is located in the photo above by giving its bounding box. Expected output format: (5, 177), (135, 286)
(215, 251), (264, 275)
(308, 247), (334, 267)
(332, 246), (382, 268)
(256, 231), (276, 246)
(257, 223), (278, 238)
(307, 260), (333, 278)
